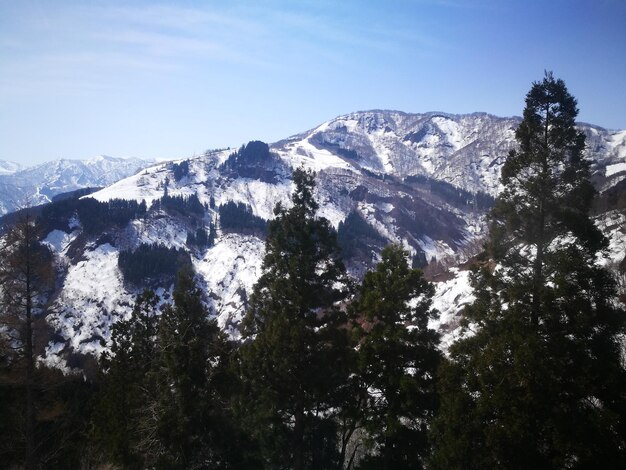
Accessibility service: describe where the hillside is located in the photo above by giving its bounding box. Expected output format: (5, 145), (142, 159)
(0, 155), (155, 215)
(3, 110), (624, 365)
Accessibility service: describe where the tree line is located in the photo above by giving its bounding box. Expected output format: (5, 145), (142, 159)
(0, 74), (625, 469)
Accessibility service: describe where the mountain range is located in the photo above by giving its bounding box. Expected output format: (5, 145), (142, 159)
(0, 155), (155, 215)
(3, 110), (625, 367)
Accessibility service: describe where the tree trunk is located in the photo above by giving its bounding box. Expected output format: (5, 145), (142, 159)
(532, 211), (544, 328)
(531, 104), (551, 328)
(25, 227), (35, 470)
(294, 403), (304, 470)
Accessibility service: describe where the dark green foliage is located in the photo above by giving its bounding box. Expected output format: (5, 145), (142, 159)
(118, 243), (191, 287)
(238, 168), (352, 470)
(351, 245), (441, 470)
(146, 268), (250, 469)
(403, 127), (431, 144)
(333, 146), (359, 161)
(39, 196), (147, 235)
(337, 210), (385, 260)
(219, 141), (282, 182)
(431, 73), (626, 469)
(0, 204), (45, 229)
(91, 290), (160, 468)
(0, 211), (56, 469)
(186, 223), (216, 249)
(172, 160), (190, 181)
(157, 193), (205, 216)
(0, 363), (98, 469)
(81, 198), (147, 234)
(360, 167), (385, 180)
(219, 140), (273, 172)
(594, 177), (626, 213)
(308, 132), (362, 162)
(404, 174), (494, 210)
(94, 274), (254, 469)
(50, 186), (101, 203)
(218, 201), (267, 235)
(313, 139), (360, 161)
(0, 212), (95, 468)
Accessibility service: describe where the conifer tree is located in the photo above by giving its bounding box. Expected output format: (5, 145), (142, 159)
(145, 267), (238, 469)
(0, 209), (54, 470)
(351, 245), (441, 470)
(239, 168), (352, 470)
(93, 289), (160, 468)
(431, 73), (626, 468)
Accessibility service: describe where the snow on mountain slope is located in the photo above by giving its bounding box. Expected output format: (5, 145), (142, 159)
(423, 208), (626, 355)
(43, 233), (135, 358)
(26, 111), (625, 363)
(430, 268), (475, 349)
(285, 111), (626, 197)
(37, 141), (478, 359)
(0, 155), (154, 215)
(0, 160), (23, 175)
(90, 159), (172, 207)
(281, 111), (518, 196)
(595, 210), (626, 269)
(194, 234), (265, 337)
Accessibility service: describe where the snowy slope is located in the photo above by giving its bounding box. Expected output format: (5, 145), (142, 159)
(23, 111), (625, 363)
(0, 155), (155, 215)
(0, 160), (23, 175)
(281, 111), (626, 197)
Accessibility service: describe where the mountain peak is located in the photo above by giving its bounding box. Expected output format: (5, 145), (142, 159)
(1, 109), (623, 366)
(0, 156), (155, 215)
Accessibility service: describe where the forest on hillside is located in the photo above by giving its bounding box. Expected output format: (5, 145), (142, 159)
(1, 75), (625, 469)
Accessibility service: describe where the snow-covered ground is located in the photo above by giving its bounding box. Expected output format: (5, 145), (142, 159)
(19, 110), (624, 365)
(429, 268), (475, 350)
(0, 155), (154, 215)
(47, 242), (134, 357)
(194, 233), (265, 338)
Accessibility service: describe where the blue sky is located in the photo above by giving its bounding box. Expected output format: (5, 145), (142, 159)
(1, 0), (625, 165)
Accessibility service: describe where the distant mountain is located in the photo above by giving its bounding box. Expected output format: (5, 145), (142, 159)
(4, 110), (624, 366)
(0, 155), (156, 215)
(280, 110), (626, 195)
(0, 159), (23, 175)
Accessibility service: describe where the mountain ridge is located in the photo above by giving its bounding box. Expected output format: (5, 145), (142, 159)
(0, 155), (156, 215)
(2, 110), (624, 367)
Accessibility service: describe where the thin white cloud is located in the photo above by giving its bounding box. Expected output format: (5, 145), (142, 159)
(93, 4), (265, 35)
(91, 30), (221, 56)
(0, 1), (449, 100)
(0, 2), (280, 97)
(408, 0), (497, 9)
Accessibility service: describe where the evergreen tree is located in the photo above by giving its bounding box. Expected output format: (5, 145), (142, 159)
(144, 268), (241, 469)
(93, 289), (160, 468)
(431, 73), (626, 468)
(238, 168), (352, 470)
(218, 201), (267, 234)
(0, 209), (97, 469)
(0, 209), (55, 469)
(351, 245), (441, 470)
(118, 243), (191, 287)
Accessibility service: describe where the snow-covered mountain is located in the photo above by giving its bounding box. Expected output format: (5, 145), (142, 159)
(0, 155), (155, 215)
(280, 111), (626, 196)
(14, 110), (625, 365)
(0, 159), (23, 175)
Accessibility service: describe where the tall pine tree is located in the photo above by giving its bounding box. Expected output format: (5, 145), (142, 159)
(238, 168), (352, 470)
(351, 245), (441, 470)
(143, 267), (235, 469)
(431, 73), (626, 468)
(0, 209), (54, 469)
(93, 289), (160, 468)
